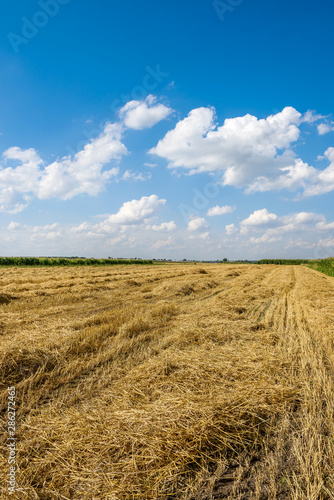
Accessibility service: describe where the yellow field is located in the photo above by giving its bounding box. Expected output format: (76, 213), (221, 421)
(0, 264), (334, 499)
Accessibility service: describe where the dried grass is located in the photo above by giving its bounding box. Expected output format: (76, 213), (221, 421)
(0, 264), (333, 499)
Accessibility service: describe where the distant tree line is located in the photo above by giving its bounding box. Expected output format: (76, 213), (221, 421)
(257, 259), (310, 265)
(0, 257), (153, 267)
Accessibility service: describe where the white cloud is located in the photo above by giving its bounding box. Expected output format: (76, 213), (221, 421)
(214, 209), (334, 259)
(101, 195), (166, 226)
(121, 170), (152, 182)
(317, 123), (334, 135)
(150, 106), (304, 190)
(250, 234), (282, 244)
(0, 123), (127, 212)
(5, 221), (64, 245)
(4, 147), (43, 165)
(0, 147), (43, 212)
(68, 195), (168, 241)
(302, 110), (327, 124)
(293, 212), (322, 224)
(37, 123), (125, 200)
(240, 209), (278, 233)
(119, 95), (172, 130)
(207, 204), (235, 216)
(187, 216), (208, 232)
(316, 220), (334, 231)
(151, 236), (175, 249)
(225, 223), (238, 235)
(151, 221), (176, 231)
(71, 222), (92, 234)
(303, 148), (334, 196)
(247, 159), (316, 193)
(7, 221), (22, 230)
(4, 207), (334, 261)
(144, 162), (157, 168)
(316, 237), (334, 248)
(242, 211), (326, 242)
(149, 106), (334, 197)
(2, 104), (333, 217)
(1, 194), (178, 257)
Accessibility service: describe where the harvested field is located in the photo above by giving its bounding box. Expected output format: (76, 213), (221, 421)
(0, 264), (334, 499)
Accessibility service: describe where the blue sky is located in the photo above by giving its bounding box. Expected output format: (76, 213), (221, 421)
(1, 0), (334, 259)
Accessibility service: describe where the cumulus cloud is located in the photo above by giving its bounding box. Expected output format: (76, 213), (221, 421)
(241, 210), (326, 242)
(119, 95), (172, 130)
(187, 216), (208, 232)
(68, 195), (168, 241)
(249, 234), (282, 244)
(144, 162), (157, 168)
(207, 204), (235, 216)
(149, 106), (334, 196)
(317, 122), (334, 135)
(302, 110), (327, 124)
(151, 221), (177, 231)
(121, 170), (152, 182)
(240, 209), (278, 233)
(316, 237), (334, 248)
(1, 194), (176, 256)
(214, 208), (334, 259)
(2, 103), (333, 216)
(0, 147), (43, 213)
(5, 205), (334, 260)
(38, 123), (125, 200)
(225, 223), (238, 235)
(150, 106), (304, 188)
(7, 221), (21, 230)
(0, 95), (175, 213)
(5, 221), (64, 245)
(247, 159), (317, 193)
(4, 147), (43, 165)
(151, 236), (176, 249)
(0, 123), (127, 213)
(100, 195), (166, 226)
(303, 148), (334, 196)
(316, 220), (334, 231)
